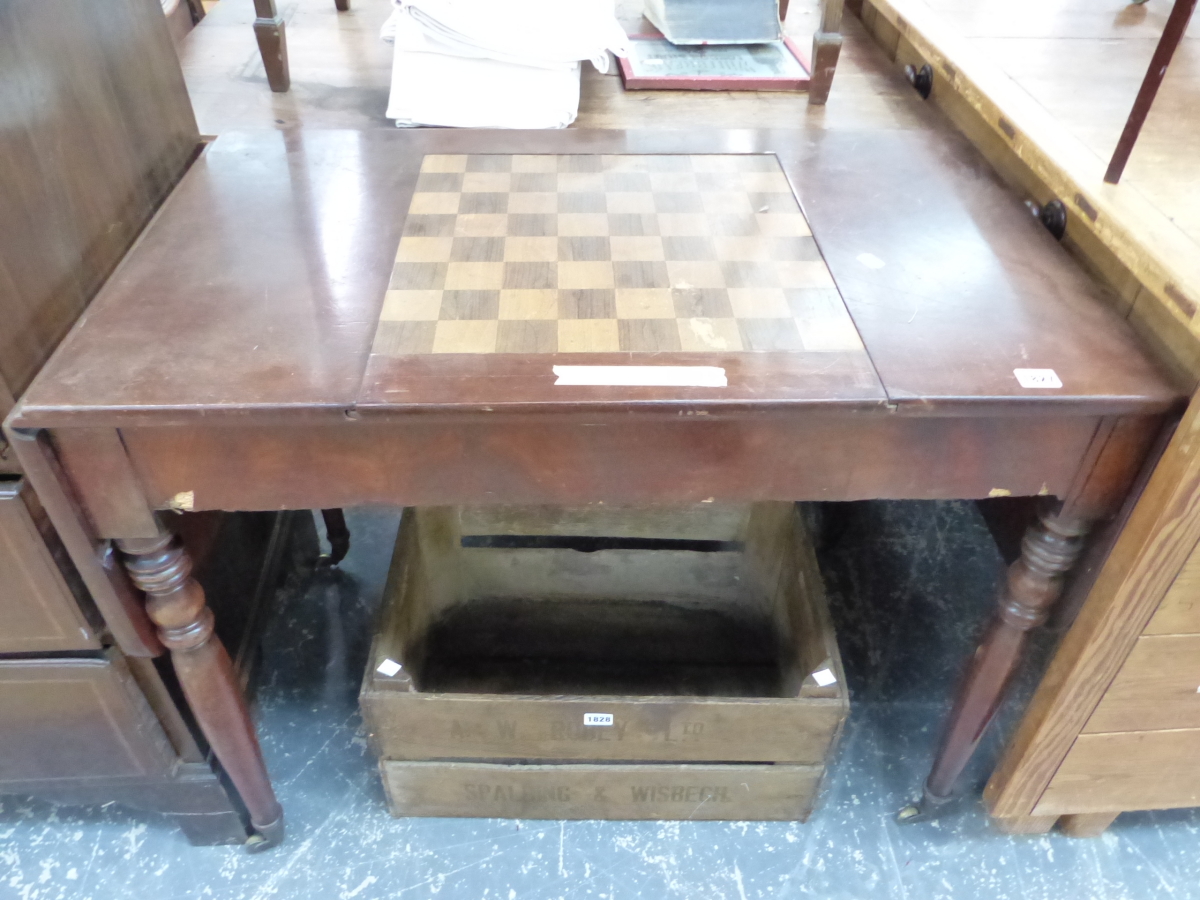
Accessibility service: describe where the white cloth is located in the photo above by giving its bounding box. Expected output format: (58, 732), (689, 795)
(383, 0), (626, 129)
(386, 50), (582, 129)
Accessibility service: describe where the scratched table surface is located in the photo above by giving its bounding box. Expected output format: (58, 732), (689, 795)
(12, 127), (1179, 425)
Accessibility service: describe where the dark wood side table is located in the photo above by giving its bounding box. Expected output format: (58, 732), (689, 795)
(6, 126), (1183, 848)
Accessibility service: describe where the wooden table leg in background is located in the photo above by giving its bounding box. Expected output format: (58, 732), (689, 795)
(119, 527), (285, 850)
(809, 0), (844, 105)
(253, 0), (290, 93)
(1104, 0), (1197, 183)
(319, 508), (350, 566)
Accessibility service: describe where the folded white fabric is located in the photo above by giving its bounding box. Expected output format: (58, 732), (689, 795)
(382, 0), (627, 129)
(387, 49), (582, 129)
(389, 0), (628, 73)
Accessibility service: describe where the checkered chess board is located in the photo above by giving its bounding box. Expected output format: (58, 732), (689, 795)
(371, 154), (865, 356)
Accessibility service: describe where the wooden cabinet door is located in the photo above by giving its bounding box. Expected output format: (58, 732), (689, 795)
(0, 653), (176, 785)
(0, 479), (99, 652)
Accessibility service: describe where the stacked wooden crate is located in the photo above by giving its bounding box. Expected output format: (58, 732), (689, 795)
(361, 502), (848, 820)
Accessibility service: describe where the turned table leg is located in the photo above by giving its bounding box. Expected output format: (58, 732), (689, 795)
(898, 509), (1088, 822)
(119, 529), (284, 850)
(253, 0), (290, 93)
(319, 508), (351, 566)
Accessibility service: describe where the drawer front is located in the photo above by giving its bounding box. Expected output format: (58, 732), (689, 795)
(1034, 729), (1200, 816)
(0, 479), (99, 652)
(1146, 538), (1200, 635)
(1084, 635), (1200, 734)
(0, 653), (176, 785)
(381, 760), (823, 820)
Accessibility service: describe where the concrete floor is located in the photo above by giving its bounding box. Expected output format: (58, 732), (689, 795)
(5, 501), (1200, 900)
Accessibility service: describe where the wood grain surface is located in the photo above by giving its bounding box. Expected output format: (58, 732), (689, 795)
(381, 759), (825, 821)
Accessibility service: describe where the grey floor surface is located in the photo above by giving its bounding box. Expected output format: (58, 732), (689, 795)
(3, 502), (1199, 900)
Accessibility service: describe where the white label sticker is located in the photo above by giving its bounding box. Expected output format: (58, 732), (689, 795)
(1014, 368), (1063, 389)
(376, 658), (403, 678)
(583, 713), (614, 727)
(812, 668), (838, 687)
(553, 365), (727, 387)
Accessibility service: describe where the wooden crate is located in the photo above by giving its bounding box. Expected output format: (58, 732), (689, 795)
(361, 502), (848, 767)
(379, 760), (825, 820)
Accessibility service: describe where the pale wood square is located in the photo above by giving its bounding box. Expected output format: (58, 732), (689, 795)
(649, 172), (698, 192)
(499, 289), (559, 319)
(557, 172), (605, 192)
(408, 192), (461, 215)
(454, 214), (509, 237)
(615, 288), (675, 319)
(600, 155), (650, 172)
(462, 172), (512, 192)
(703, 192), (756, 215)
(504, 236), (558, 262)
(444, 262), (504, 290)
(742, 171), (793, 193)
(775, 261), (837, 289)
(728, 288), (792, 318)
(689, 155), (742, 173)
(396, 237), (453, 262)
(558, 261), (614, 289)
(610, 236), (665, 261)
(558, 214), (609, 236)
(432, 320), (498, 354)
(380, 289), (443, 321)
(657, 213), (709, 236)
(756, 213), (811, 236)
(667, 260), (725, 289)
(713, 236), (774, 262)
(508, 192), (558, 214)
(606, 192), (657, 214)
(677, 317), (745, 351)
(511, 154), (558, 173)
(420, 154), (467, 173)
(558, 319), (620, 352)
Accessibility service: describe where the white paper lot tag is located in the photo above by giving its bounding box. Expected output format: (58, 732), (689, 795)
(553, 365), (727, 387)
(812, 668), (837, 687)
(376, 659), (403, 677)
(583, 713), (614, 726)
(1013, 368), (1063, 389)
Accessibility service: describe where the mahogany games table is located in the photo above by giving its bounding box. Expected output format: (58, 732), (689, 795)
(5, 128), (1183, 848)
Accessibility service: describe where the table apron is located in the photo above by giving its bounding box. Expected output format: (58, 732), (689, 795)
(64, 414), (1113, 529)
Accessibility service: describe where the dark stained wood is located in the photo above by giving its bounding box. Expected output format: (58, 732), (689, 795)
(8, 129), (1180, 422)
(986, 393), (1200, 819)
(319, 508), (350, 565)
(7, 429), (161, 656)
(118, 526), (284, 848)
(6, 125), (1185, 829)
(913, 414), (1156, 814)
(110, 414), (1103, 514)
(917, 508), (1089, 810)
(0, 652), (176, 784)
(0, 478), (99, 652)
(1104, 0), (1198, 184)
(0, 0), (199, 403)
(52, 428), (161, 539)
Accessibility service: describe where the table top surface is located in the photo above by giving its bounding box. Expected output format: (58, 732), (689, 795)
(11, 127), (1183, 427)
